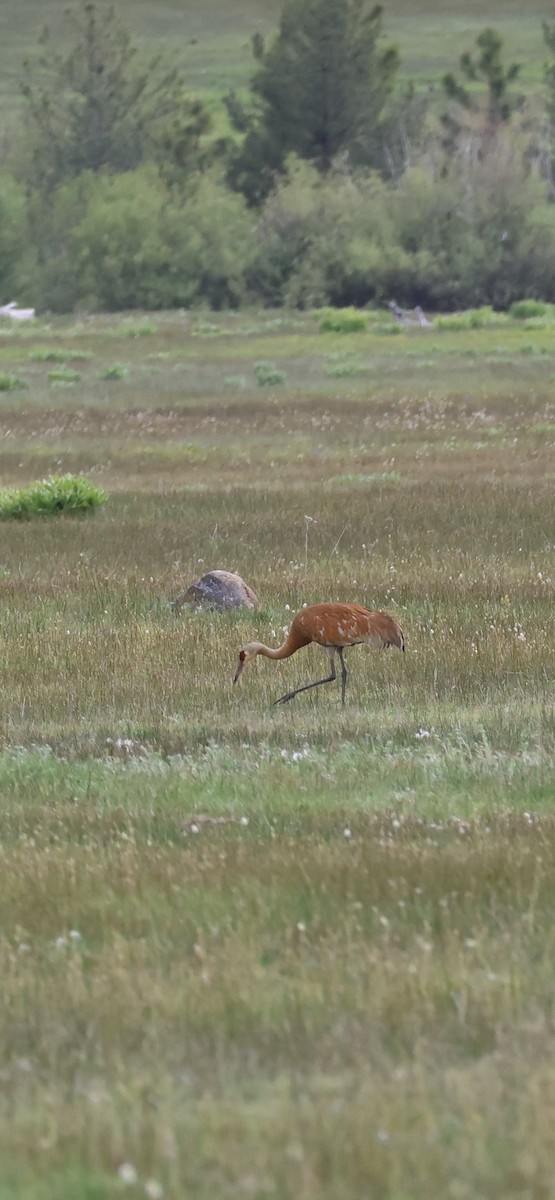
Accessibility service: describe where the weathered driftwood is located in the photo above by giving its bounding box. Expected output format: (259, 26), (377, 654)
(172, 570), (259, 613)
(0, 302), (36, 321)
(387, 301), (432, 327)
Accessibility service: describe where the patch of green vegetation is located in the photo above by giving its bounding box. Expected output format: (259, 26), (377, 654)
(28, 347), (93, 362)
(254, 360), (286, 385)
(523, 317), (550, 330)
(435, 306), (508, 331)
(193, 322), (222, 335)
(328, 471), (402, 484)
(374, 321), (404, 334)
(530, 421), (555, 434)
(0, 373), (27, 390)
(112, 321), (157, 338)
(47, 367), (81, 384)
(317, 307), (369, 333)
(510, 298), (547, 319)
(224, 374), (247, 386)
(99, 362), (129, 380)
(0, 474), (108, 518)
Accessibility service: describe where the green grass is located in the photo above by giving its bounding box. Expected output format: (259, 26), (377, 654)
(0, 0), (548, 122)
(0, 0), (552, 1187)
(0, 371), (27, 390)
(0, 473), (108, 519)
(0, 305), (554, 1196)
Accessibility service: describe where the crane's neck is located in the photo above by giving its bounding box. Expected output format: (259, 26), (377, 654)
(249, 638), (296, 661)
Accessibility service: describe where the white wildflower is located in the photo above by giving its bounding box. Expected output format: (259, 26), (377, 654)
(144, 1181), (164, 1200)
(118, 1164), (138, 1185)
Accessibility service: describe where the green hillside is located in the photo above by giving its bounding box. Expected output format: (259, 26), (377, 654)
(0, 0), (548, 115)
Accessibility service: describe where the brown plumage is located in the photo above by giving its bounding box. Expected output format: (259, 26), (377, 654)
(233, 602), (405, 706)
(172, 570), (259, 613)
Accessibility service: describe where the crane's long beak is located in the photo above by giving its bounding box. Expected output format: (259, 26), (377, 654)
(233, 651), (246, 685)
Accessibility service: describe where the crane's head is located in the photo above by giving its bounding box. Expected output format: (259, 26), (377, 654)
(232, 642), (260, 685)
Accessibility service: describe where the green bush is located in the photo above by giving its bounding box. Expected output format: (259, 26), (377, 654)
(0, 173), (36, 302)
(509, 299), (548, 319)
(435, 308), (507, 331)
(249, 159), (390, 309)
(254, 361), (286, 386)
(47, 367), (81, 384)
(0, 475), (108, 519)
(0, 374), (27, 391)
(41, 169), (256, 312)
(318, 307), (369, 333)
(120, 322), (157, 338)
(468, 307), (507, 328)
(100, 363), (129, 380)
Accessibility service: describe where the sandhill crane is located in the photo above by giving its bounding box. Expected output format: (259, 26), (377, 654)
(233, 602), (404, 705)
(172, 569), (259, 613)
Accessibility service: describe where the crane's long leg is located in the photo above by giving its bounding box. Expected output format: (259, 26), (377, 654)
(337, 646), (348, 706)
(274, 648), (337, 706)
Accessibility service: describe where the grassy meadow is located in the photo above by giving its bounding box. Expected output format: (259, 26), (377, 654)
(0, 305), (554, 1197)
(0, 0), (549, 117)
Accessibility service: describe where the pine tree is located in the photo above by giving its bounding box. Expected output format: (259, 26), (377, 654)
(228, 0), (399, 204)
(441, 28), (521, 155)
(20, 1), (208, 192)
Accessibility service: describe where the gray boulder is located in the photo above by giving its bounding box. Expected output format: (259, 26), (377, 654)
(172, 570), (259, 613)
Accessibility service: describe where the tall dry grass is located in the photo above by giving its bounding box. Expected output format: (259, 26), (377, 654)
(0, 309), (554, 1196)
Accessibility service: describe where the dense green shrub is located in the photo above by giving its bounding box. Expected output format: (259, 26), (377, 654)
(0, 475), (108, 519)
(254, 361), (287, 385)
(378, 139), (555, 310)
(317, 307), (369, 332)
(68, 170), (176, 310)
(0, 173), (36, 303)
(0, 374), (28, 391)
(435, 307), (508, 331)
(6, 123), (555, 314)
(247, 142), (555, 312)
(33, 170), (255, 312)
(509, 299), (548, 319)
(250, 159), (387, 308)
(100, 363), (129, 380)
(161, 177), (256, 309)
